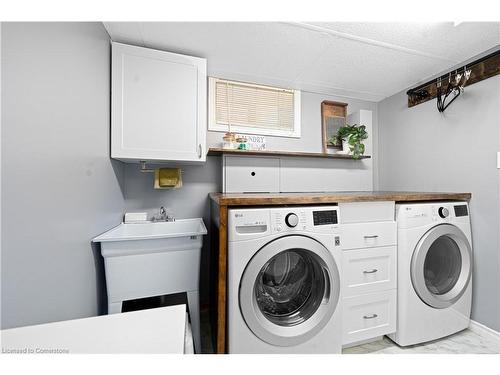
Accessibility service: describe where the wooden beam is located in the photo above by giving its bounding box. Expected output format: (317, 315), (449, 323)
(216, 205), (228, 354)
(407, 49), (500, 108)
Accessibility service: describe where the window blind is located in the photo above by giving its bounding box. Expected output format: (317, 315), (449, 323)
(214, 79), (295, 131)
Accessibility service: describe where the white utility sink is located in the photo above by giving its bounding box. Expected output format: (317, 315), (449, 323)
(92, 217), (207, 353)
(93, 218), (207, 242)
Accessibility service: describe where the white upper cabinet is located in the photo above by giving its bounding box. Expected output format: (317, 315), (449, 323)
(111, 42), (207, 163)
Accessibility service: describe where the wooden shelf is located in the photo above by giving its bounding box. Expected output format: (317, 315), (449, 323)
(207, 148), (371, 160)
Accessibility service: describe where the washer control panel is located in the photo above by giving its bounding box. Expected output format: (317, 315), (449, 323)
(396, 201), (470, 229)
(270, 206), (339, 234)
(228, 206), (340, 241)
(271, 210), (307, 232)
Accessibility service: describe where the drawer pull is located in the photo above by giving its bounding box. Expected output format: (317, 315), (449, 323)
(363, 314), (378, 319)
(363, 235), (379, 239)
(363, 269), (378, 274)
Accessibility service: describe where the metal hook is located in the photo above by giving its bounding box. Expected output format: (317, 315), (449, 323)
(139, 160), (155, 173)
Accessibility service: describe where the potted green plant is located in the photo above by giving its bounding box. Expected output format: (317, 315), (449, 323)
(329, 124), (368, 159)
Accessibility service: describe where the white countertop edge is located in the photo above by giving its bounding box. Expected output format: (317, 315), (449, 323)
(92, 219), (207, 243)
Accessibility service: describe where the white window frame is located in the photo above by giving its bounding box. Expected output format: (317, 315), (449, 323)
(208, 77), (301, 138)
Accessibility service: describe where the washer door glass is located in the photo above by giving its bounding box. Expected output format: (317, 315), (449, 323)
(411, 224), (472, 309)
(239, 235), (340, 347)
(424, 236), (462, 295)
(255, 249), (325, 327)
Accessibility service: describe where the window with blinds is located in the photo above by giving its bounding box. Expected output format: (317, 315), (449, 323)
(208, 77), (301, 137)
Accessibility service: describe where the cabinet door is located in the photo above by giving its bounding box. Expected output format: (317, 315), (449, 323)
(112, 42), (206, 162)
(223, 156), (280, 193)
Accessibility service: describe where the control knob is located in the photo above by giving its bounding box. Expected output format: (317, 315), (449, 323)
(285, 213), (299, 228)
(438, 207), (449, 218)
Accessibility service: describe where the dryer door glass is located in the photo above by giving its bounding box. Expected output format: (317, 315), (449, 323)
(255, 249), (325, 327)
(411, 224), (472, 309)
(424, 236), (462, 295)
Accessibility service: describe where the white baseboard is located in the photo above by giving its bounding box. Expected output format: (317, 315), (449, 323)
(469, 320), (500, 341)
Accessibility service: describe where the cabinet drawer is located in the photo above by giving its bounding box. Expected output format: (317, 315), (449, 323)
(342, 246), (396, 297)
(223, 156), (280, 193)
(339, 201), (395, 223)
(340, 221), (396, 250)
(342, 290), (396, 346)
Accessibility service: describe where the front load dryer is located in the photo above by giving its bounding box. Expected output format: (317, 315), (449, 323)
(227, 206), (342, 353)
(389, 202), (473, 346)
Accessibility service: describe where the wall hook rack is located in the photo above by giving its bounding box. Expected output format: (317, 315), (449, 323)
(407, 49), (500, 110)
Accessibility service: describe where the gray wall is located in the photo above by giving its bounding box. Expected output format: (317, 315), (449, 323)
(122, 158), (221, 304)
(1, 23), (125, 329)
(378, 75), (500, 331)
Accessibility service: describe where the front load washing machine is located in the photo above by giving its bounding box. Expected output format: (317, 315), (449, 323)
(227, 206), (342, 353)
(389, 201), (473, 346)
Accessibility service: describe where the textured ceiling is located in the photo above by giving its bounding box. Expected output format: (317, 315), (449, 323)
(103, 22), (500, 101)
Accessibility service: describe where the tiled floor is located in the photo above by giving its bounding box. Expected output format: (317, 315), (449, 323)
(200, 310), (499, 354)
(343, 329), (500, 354)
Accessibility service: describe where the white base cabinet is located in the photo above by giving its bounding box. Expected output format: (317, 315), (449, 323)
(340, 202), (397, 347)
(111, 42), (207, 163)
(342, 290), (397, 345)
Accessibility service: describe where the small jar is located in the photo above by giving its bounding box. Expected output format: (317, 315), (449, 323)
(236, 136), (248, 150)
(222, 132), (237, 149)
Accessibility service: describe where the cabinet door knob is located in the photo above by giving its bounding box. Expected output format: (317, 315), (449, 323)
(198, 144), (202, 158)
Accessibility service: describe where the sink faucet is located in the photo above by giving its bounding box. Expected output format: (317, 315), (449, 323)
(152, 206), (175, 222)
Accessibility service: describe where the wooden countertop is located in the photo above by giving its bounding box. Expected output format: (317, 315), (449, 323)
(210, 191), (471, 206)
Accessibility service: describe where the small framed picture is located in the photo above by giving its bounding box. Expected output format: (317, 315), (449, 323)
(321, 101), (347, 154)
